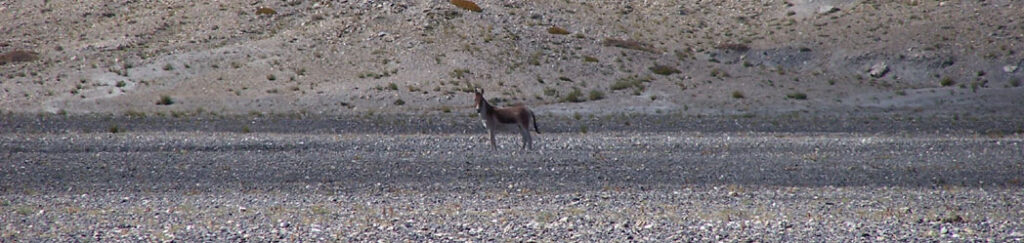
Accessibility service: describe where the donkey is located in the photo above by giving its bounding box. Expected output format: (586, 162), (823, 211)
(474, 88), (540, 150)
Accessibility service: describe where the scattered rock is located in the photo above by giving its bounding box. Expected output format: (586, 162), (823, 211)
(869, 62), (889, 78)
(1003, 65), (1017, 73)
(818, 5), (839, 15)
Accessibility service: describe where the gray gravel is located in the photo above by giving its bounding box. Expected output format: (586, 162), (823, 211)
(2, 115), (1024, 241)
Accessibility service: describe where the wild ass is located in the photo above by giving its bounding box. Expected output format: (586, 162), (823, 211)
(474, 88), (540, 150)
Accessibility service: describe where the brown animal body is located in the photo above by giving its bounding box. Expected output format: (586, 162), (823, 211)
(474, 89), (540, 150)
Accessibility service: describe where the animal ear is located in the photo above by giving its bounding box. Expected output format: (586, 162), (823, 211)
(475, 88), (484, 94)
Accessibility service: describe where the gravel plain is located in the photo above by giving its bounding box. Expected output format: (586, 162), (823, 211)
(2, 115), (1024, 241)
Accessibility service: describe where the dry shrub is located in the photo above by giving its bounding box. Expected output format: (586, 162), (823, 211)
(450, 0), (482, 12)
(649, 65), (680, 75)
(255, 7), (277, 15)
(716, 43), (750, 52)
(547, 26), (570, 35)
(601, 38), (656, 53)
(0, 50), (39, 65)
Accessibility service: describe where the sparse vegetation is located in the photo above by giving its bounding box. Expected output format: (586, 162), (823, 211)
(650, 65), (680, 76)
(393, 99), (405, 106)
(610, 75), (650, 95)
(0, 50), (39, 65)
(255, 7), (276, 15)
(450, 69), (471, 79)
(732, 91), (745, 99)
(108, 124), (121, 133)
(787, 92), (808, 100)
(601, 38), (656, 53)
(163, 64), (174, 71)
(710, 68), (730, 78)
(543, 87), (558, 97)
(547, 26), (570, 35)
(14, 205), (34, 216)
(156, 95), (174, 105)
(124, 110), (146, 118)
(582, 56), (599, 63)
(716, 43), (750, 52)
(450, 0), (482, 12)
(387, 83), (399, 91)
(561, 88), (584, 103)
(528, 51), (543, 66)
(940, 77), (955, 87)
(267, 74), (276, 81)
(588, 90), (605, 101)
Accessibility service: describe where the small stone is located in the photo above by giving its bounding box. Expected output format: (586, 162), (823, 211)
(869, 62), (889, 78)
(1003, 65), (1018, 73)
(818, 5), (839, 15)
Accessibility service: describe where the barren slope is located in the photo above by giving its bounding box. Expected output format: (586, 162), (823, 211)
(1, 0), (1022, 116)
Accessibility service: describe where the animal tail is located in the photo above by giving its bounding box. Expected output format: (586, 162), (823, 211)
(532, 112), (540, 133)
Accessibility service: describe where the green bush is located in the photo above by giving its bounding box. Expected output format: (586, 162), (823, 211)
(940, 77), (955, 87)
(589, 90), (605, 100)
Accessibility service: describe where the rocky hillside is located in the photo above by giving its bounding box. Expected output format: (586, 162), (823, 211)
(1, 0), (1021, 116)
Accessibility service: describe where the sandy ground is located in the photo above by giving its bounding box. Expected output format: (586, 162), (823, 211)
(2, 115), (1023, 241)
(3, 0), (1024, 241)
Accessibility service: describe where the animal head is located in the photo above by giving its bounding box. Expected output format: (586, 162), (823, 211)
(474, 88), (486, 112)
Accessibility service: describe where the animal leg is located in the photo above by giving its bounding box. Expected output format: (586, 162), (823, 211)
(521, 127), (532, 150)
(489, 130), (498, 150)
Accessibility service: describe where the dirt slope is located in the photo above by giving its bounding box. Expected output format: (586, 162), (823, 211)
(1, 0), (1021, 117)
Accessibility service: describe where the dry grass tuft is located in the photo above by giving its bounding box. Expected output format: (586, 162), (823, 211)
(786, 92), (808, 100)
(450, 0), (482, 12)
(601, 38), (656, 53)
(255, 7), (277, 15)
(649, 65), (680, 75)
(156, 95), (175, 105)
(716, 43), (750, 52)
(547, 26), (570, 35)
(561, 88), (585, 103)
(0, 50), (39, 65)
